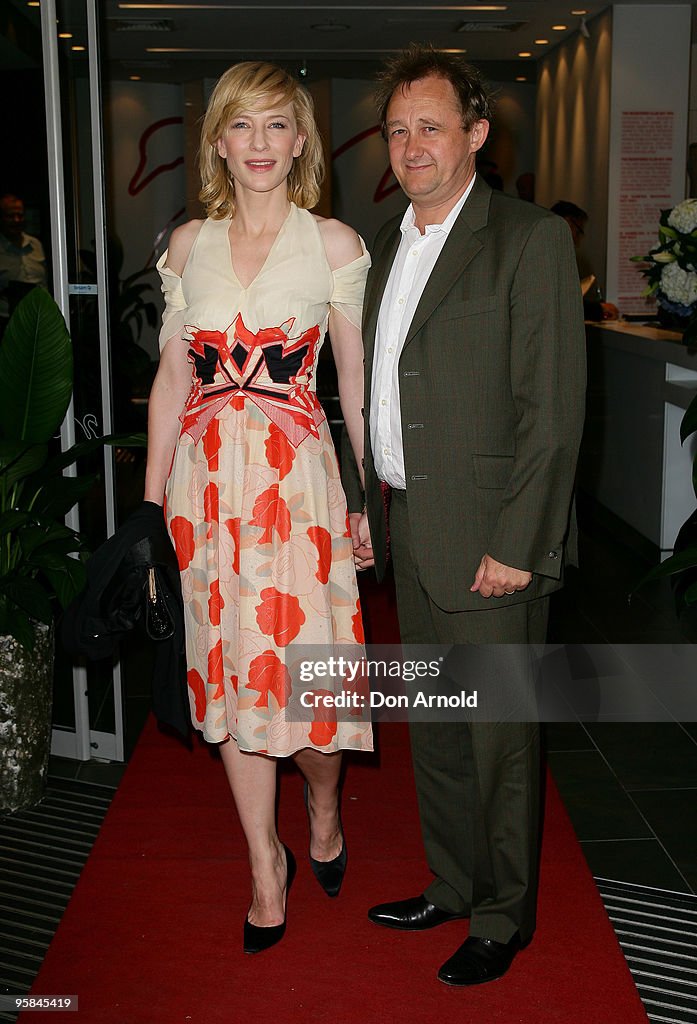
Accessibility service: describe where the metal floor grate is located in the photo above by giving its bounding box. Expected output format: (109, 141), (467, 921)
(596, 877), (697, 1024)
(0, 778), (114, 1023)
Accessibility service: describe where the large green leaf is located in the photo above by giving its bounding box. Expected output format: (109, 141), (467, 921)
(44, 557), (87, 608)
(42, 431), (147, 476)
(0, 600), (37, 651)
(0, 288), (73, 444)
(681, 395), (697, 444)
(634, 546), (697, 590)
(27, 473), (98, 518)
(0, 576), (53, 624)
(0, 510), (30, 536)
(0, 441), (48, 490)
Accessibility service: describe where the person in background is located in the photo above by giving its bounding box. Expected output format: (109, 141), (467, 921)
(515, 171), (535, 202)
(0, 193), (47, 334)
(550, 200), (619, 320)
(145, 61), (372, 956)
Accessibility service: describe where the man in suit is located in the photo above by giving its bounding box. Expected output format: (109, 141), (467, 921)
(351, 47), (586, 986)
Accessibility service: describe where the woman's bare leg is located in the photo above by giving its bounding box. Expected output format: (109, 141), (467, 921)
(294, 748), (343, 861)
(218, 738), (288, 926)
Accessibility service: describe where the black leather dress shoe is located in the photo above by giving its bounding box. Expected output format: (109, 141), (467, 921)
(437, 934), (523, 986)
(368, 894), (468, 931)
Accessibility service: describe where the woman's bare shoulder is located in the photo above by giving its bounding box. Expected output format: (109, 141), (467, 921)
(313, 215), (362, 271)
(165, 219), (205, 276)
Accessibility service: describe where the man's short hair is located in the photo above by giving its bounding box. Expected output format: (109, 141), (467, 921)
(550, 200), (588, 222)
(375, 44), (492, 137)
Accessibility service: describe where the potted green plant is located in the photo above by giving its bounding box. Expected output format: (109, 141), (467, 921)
(0, 287), (144, 812)
(634, 393), (697, 638)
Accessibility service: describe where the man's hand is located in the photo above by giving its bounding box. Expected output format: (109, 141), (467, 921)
(349, 510), (375, 571)
(470, 553), (532, 599)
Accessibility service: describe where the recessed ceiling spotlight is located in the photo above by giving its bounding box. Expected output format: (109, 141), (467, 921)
(518, 51), (532, 57)
(552, 24), (568, 31)
(571, 9), (588, 14)
(27, 2), (40, 7)
(516, 76), (527, 82)
(71, 44), (85, 51)
(534, 38), (549, 44)
(130, 74), (141, 80)
(311, 20), (349, 32)
(59, 31), (72, 37)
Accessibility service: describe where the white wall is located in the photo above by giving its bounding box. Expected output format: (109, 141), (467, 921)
(105, 82), (186, 357)
(536, 9), (612, 298)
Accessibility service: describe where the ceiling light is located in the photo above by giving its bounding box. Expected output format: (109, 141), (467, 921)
(571, 9), (588, 14)
(534, 38), (549, 44)
(71, 44), (85, 50)
(552, 24), (568, 31)
(518, 51), (532, 57)
(516, 76), (527, 82)
(59, 31), (72, 37)
(130, 74), (141, 80)
(27, 2), (40, 7)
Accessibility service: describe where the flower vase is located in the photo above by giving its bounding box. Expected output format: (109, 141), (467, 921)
(657, 306), (697, 345)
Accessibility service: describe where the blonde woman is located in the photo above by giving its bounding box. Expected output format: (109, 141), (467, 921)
(145, 62), (372, 953)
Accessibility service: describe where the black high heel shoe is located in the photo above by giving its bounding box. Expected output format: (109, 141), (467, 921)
(243, 844), (296, 954)
(304, 783), (347, 898)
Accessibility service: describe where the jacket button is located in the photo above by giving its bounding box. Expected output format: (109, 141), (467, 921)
(548, 550), (559, 559)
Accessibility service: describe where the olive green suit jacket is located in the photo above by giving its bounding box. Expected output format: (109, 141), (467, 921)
(362, 176), (587, 612)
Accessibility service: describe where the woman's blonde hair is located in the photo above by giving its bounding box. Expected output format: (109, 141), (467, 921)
(198, 61), (324, 220)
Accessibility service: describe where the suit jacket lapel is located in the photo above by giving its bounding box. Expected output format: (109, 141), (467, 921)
(363, 224), (401, 376)
(403, 175), (492, 348)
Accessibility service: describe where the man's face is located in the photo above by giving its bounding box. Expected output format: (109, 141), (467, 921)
(0, 198), (25, 243)
(385, 75), (489, 216)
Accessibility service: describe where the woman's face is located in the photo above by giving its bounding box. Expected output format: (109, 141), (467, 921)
(216, 97), (305, 197)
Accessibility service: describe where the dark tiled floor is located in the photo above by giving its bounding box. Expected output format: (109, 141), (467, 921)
(544, 496), (697, 895)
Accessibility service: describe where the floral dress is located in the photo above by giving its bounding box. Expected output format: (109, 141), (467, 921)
(156, 203), (373, 756)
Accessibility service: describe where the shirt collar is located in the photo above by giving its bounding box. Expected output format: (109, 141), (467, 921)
(0, 232), (32, 254)
(400, 173), (477, 239)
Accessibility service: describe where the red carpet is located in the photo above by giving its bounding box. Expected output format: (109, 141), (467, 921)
(25, 576), (648, 1023)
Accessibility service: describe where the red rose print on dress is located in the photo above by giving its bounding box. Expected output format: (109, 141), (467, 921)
(255, 587), (306, 646)
(352, 599), (365, 643)
(223, 517), (241, 575)
(170, 516), (195, 569)
(204, 482), (219, 538)
(203, 417), (221, 472)
(248, 650), (292, 708)
(209, 579), (223, 627)
(187, 668), (206, 723)
(265, 422), (296, 480)
(208, 639), (224, 699)
(307, 526), (332, 584)
(250, 484), (291, 544)
(308, 691), (338, 746)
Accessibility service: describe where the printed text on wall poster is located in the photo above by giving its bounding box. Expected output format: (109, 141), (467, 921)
(617, 111), (674, 316)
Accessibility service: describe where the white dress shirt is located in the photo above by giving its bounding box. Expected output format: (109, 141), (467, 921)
(370, 176), (476, 488)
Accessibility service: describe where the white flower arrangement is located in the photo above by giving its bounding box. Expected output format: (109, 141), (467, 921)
(633, 198), (697, 344)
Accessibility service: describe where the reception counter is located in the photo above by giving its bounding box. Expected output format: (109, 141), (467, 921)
(579, 321), (697, 555)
